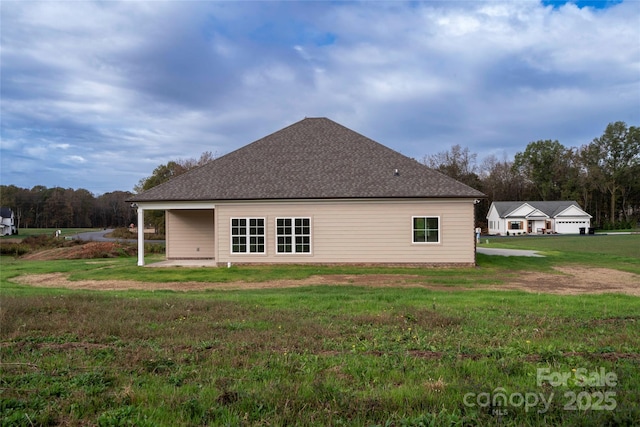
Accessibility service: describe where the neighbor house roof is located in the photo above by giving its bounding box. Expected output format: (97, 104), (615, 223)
(129, 117), (486, 202)
(0, 207), (13, 218)
(491, 201), (590, 218)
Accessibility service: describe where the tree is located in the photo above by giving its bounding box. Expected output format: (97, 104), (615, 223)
(479, 153), (527, 201)
(582, 122), (640, 224)
(423, 145), (486, 224)
(134, 151), (215, 193)
(422, 144), (482, 189)
(44, 188), (74, 228)
(95, 191), (136, 228)
(71, 189), (95, 227)
(513, 140), (571, 201)
(133, 151), (215, 233)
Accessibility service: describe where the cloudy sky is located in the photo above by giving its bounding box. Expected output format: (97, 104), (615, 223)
(1, 0), (638, 195)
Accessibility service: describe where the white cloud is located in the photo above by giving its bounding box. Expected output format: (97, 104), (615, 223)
(24, 145), (49, 159)
(63, 155), (87, 164)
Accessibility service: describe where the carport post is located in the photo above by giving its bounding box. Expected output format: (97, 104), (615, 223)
(137, 207), (145, 266)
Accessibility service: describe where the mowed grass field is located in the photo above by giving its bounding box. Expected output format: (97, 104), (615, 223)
(1, 234), (639, 426)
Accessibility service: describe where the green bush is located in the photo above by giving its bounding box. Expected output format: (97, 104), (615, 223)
(0, 243), (30, 257)
(600, 219), (637, 230)
(143, 243), (165, 254)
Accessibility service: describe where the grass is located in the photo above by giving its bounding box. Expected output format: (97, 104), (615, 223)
(479, 234), (640, 274)
(1, 235), (639, 426)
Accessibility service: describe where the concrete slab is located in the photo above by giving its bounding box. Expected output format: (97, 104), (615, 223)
(146, 259), (217, 268)
(476, 247), (545, 257)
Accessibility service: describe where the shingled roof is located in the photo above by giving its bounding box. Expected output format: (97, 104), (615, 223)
(129, 117), (486, 202)
(492, 201), (589, 218)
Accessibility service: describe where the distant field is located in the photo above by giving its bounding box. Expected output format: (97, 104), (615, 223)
(1, 235), (639, 426)
(0, 228), (101, 239)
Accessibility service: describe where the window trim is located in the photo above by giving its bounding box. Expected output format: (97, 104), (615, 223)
(275, 217), (312, 255)
(230, 217), (266, 254)
(411, 216), (440, 244)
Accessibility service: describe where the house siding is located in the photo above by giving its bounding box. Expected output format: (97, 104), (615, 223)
(213, 199), (476, 265)
(166, 209), (215, 259)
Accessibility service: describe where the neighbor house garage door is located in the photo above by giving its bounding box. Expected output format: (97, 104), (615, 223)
(555, 219), (588, 234)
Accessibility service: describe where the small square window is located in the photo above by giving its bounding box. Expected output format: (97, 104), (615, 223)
(413, 217), (439, 243)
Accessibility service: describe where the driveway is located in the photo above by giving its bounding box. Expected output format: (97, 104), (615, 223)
(476, 247), (544, 257)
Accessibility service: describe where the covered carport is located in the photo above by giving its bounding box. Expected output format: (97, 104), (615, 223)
(133, 201), (215, 266)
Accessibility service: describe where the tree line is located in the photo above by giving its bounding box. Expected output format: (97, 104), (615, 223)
(0, 186), (136, 231)
(423, 121), (640, 228)
(1, 123), (638, 231)
(0, 152), (215, 232)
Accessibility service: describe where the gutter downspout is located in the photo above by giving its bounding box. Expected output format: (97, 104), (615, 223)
(137, 207), (145, 266)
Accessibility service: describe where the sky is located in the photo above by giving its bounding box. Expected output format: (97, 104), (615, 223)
(1, 0), (639, 196)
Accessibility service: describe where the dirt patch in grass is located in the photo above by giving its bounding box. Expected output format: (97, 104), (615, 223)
(497, 266), (640, 296)
(10, 266), (640, 296)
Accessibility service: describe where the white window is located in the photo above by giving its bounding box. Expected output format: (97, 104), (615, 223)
(276, 218), (311, 253)
(231, 218), (265, 254)
(412, 216), (440, 243)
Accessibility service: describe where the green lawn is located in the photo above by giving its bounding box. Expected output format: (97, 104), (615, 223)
(1, 235), (639, 426)
(479, 234), (640, 274)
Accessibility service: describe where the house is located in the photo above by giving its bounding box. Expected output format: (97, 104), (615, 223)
(486, 201), (592, 235)
(128, 118), (486, 267)
(0, 207), (18, 236)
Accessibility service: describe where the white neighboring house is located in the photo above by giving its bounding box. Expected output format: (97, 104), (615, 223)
(0, 207), (18, 236)
(487, 201), (592, 235)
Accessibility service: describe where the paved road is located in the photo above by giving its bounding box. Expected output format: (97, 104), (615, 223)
(70, 229), (164, 244)
(70, 229), (115, 242)
(476, 247), (544, 257)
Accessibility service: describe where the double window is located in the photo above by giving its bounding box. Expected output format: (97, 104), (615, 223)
(231, 218), (265, 253)
(412, 216), (440, 243)
(230, 217), (311, 254)
(277, 218), (311, 253)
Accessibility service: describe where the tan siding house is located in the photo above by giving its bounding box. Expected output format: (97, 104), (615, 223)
(128, 118), (485, 267)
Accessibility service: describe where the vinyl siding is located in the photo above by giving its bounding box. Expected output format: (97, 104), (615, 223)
(166, 209), (214, 259)
(215, 199), (476, 265)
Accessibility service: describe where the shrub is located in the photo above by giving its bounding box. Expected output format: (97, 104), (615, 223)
(0, 243), (30, 257)
(144, 243), (165, 254)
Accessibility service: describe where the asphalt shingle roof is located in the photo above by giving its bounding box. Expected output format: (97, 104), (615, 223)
(492, 201), (587, 218)
(129, 117), (486, 202)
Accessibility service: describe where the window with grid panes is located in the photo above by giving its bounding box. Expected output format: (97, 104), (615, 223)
(231, 218), (265, 253)
(412, 216), (439, 243)
(276, 218), (310, 253)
